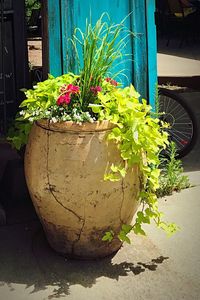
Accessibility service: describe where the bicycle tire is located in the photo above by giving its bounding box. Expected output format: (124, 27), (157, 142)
(158, 88), (198, 158)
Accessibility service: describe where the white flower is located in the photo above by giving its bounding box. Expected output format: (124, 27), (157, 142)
(51, 117), (57, 123)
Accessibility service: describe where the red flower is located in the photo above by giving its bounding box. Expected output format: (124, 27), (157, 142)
(105, 77), (118, 86)
(57, 93), (71, 106)
(57, 83), (80, 106)
(90, 86), (102, 95)
(67, 84), (80, 94)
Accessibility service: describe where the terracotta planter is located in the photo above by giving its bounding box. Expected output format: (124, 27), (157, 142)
(25, 120), (140, 259)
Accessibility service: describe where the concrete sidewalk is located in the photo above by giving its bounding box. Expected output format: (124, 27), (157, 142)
(158, 53), (200, 77)
(0, 171), (200, 300)
(157, 37), (200, 78)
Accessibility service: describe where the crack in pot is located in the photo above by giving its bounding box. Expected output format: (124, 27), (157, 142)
(46, 130), (84, 223)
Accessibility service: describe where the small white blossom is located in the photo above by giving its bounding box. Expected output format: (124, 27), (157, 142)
(51, 117), (57, 123)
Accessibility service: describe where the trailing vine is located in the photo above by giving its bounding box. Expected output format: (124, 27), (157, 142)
(90, 84), (179, 243)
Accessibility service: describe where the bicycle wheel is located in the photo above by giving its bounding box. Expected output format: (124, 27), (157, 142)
(158, 88), (198, 157)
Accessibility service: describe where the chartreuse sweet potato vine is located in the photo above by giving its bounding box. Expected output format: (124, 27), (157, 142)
(90, 84), (179, 243)
(8, 13), (179, 244)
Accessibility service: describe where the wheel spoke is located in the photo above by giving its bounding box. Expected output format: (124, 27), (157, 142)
(159, 90), (196, 156)
(172, 128), (193, 139)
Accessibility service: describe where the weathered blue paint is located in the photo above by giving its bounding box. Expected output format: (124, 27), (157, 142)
(60, 0), (74, 73)
(61, 0), (133, 85)
(47, 0), (62, 76)
(47, 0), (157, 107)
(145, 0), (157, 109)
(130, 0), (148, 98)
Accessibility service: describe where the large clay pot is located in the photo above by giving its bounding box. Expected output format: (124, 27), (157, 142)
(25, 120), (140, 259)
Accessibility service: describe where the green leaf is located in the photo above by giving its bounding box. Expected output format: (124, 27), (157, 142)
(121, 224), (132, 234)
(24, 112), (31, 119)
(102, 231), (114, 242)
(145, 208), (155, 218)
(118, 167), (126, 178)
(19, 98), (36, 107)
(133, 224), (146, 236)
(112, 127), (121, 135)
(118, 231), (131, 244)
(45, 99), (52, 109)
(129, 84), (140, 99)
(136, 211), (150, 224)
(89, 103), (102, 113)
(8, 136), (22, 150)
(111, 114), (119, 124)
(110, 164), (119, 173)
(104, 173), (120, 182)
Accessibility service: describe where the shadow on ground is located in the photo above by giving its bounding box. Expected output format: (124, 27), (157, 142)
(157, 37), (200, 61)
(0, 222), (168, 299)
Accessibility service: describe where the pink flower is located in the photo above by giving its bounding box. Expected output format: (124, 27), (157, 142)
(105, 77), (118, 86)
(90, 86), (102, 95)
(57, 93), (71, 106)
(67, 84), (80, 94)
(57, 83), (80, 106)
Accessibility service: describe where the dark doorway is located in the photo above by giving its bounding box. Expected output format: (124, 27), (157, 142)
(0, 0), (43, 225)
(0, 0), (29, 136)
(156, 0), (200, 88)
(26, 0), (43, 86)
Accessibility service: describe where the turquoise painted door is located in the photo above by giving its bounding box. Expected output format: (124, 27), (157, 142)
(47, 0), (157, 107)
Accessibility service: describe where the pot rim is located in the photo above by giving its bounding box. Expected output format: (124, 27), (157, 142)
(36, 119), (116, 133)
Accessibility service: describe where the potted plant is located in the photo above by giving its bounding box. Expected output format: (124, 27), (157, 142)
(9, 14), (177, 259)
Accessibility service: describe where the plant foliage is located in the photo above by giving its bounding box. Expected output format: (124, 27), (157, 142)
(156, 142), (190, 198)
(8, 14), (179, 243)
(25, 0), (41, 21)
(69, 13), (132, 108)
